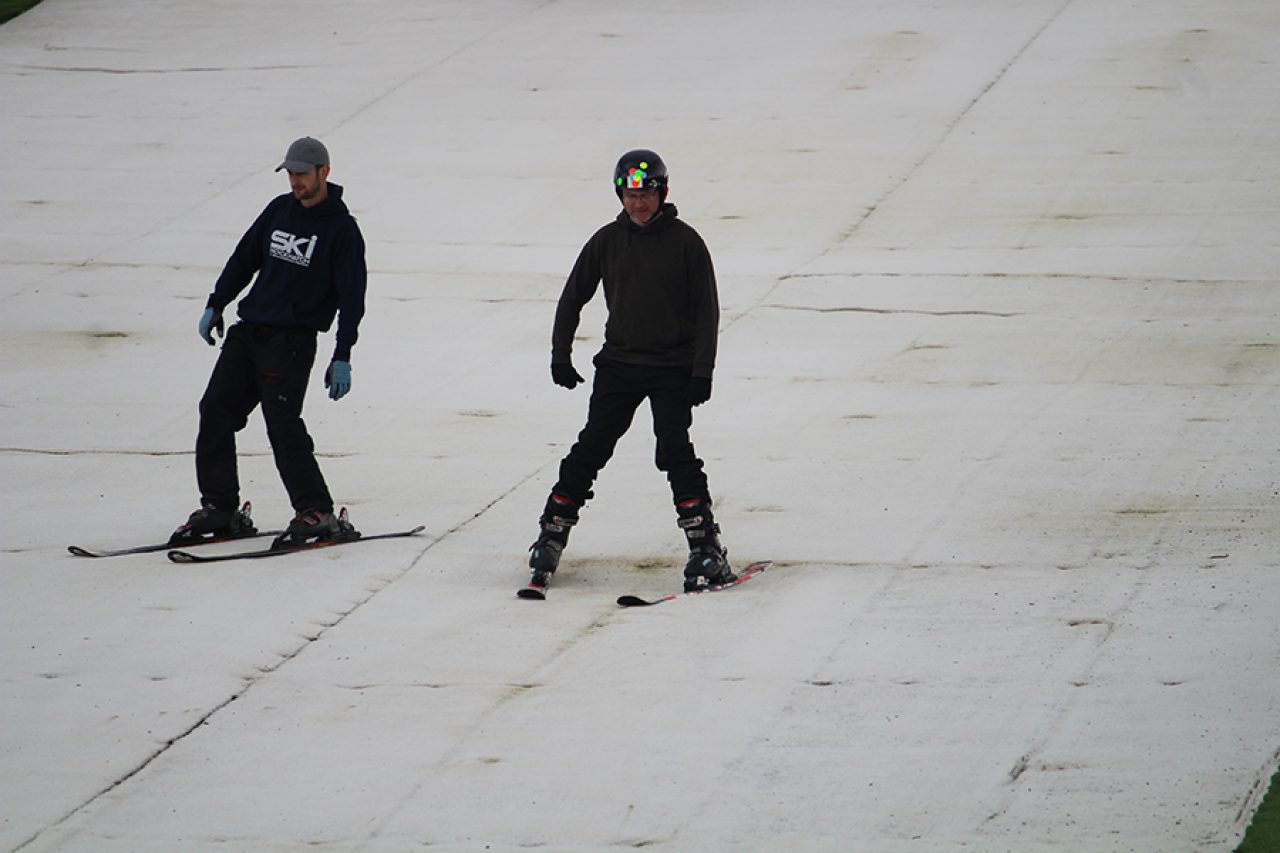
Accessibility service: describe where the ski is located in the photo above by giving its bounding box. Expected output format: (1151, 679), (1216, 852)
(166, 525), (426, 563)
(69, 530), (282, 558)
(616, 560), (772, 607)
(517, 570), (553, 600)
(70, 501), (275, 558)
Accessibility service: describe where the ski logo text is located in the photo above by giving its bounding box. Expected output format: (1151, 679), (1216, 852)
(270, 230), (318, 267)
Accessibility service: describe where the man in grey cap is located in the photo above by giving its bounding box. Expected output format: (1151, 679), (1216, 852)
(171, 136), (369, 548)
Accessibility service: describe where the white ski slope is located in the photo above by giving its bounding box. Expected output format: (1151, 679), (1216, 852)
(3, 1), (1280, 850)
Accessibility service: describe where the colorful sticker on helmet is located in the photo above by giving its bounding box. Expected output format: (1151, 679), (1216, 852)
(624, 166), (648, 189)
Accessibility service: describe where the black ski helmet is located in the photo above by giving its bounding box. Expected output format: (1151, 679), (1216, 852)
(614, 149), (668, 201)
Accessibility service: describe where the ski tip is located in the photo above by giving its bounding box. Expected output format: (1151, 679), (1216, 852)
(67, 545), (97, 558)
(166, 550), (199, 564)
(517, 587), (547, 601)
(617, 594), (667, 607)
(409, 525), (426, 535)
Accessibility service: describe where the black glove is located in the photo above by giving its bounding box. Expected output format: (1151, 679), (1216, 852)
(552, 362), (585, 389)
(685, 376), (712, 407)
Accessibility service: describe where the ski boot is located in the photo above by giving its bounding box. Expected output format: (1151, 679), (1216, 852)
(527, 493), (578, 590)
(170, 500), (257, 546)
(677, 497), (736, 592)
(273, 507), (359, 549)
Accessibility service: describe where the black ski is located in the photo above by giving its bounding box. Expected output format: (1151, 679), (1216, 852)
(71, 501), (275, 558)
(617, 560), (772, 607)
(166, 526), (426, 563)
(69, 530), (282, 558)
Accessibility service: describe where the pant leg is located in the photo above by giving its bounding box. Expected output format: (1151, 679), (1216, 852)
(195, 324), (260, 510)
(648, 369), (710, 504)
(253, 326), (333, 513)
(552, 358), (647, 506)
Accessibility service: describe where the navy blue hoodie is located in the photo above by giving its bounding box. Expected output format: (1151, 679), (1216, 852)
(208, 183), (367, 362)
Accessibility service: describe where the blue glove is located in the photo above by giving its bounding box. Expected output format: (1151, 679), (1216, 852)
(325, 360), (352, 401)
(198, 307), (224, 346)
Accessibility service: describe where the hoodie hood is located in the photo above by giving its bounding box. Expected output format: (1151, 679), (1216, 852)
(300, 182), (348, 218)
(616, 202), (679, 233)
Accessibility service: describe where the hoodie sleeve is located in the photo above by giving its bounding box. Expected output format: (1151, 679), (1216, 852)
(208, 199), (276, 312)
(688, 229), (719, 379)
(330, 219), (368, 363)
(551, 230), (605, 364)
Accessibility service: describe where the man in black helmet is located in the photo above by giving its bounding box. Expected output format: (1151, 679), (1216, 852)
(522, 149), (733, 596)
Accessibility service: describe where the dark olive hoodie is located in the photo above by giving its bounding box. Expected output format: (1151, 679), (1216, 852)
(551, 203), (719, 379)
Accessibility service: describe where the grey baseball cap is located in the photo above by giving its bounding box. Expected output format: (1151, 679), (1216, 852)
(275, 137), (329, 172)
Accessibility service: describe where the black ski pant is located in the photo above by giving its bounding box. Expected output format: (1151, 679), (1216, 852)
(553, 357), (710, 508)
(195, 322), (333, 514)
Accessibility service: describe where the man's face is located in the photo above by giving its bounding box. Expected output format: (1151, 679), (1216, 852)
(621, 187), (661, 226)
(288, 164), (329, 207)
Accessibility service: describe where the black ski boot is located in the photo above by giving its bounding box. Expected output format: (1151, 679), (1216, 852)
(677, 497), (735, 592)
(527, 493), (578, 589)
(170, 501), (257, 545)
(273, 507), (359, 549)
